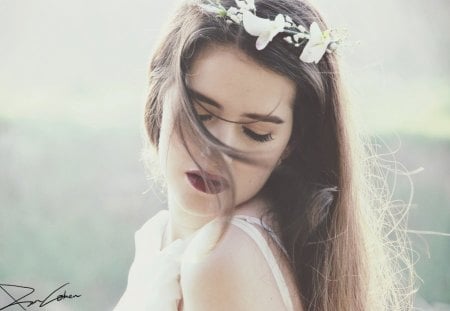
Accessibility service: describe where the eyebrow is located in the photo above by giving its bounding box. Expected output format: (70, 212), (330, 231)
(188, 88), (285, 124)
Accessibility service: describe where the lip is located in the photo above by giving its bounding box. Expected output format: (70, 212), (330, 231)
(185, 170), (229, 194)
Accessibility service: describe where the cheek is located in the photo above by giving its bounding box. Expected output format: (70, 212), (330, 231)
(157, 126), (172, 173)
(233, 136), (290, 195)
(159, 126), (191, 180)
(158, 109), (185, 180)
(233, 157), (277, 195)
(158, 103), (184, 172)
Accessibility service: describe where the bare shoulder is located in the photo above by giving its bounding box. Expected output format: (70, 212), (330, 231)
(180, 220), (303, 311)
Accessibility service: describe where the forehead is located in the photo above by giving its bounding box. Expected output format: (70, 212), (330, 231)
(187, 44), (296, 118)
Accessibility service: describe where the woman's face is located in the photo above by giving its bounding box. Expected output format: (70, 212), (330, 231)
(158, 44), (296, 216)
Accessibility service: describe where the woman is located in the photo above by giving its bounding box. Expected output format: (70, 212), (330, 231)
(115, 0), (414, 310)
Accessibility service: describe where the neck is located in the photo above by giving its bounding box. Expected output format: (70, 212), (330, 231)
(162, 195), (218, 249)
(162, 192), (270, 250)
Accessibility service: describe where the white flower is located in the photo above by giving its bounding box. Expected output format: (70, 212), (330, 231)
(293, 32), (308, 41)
(227, 6), (239, 15)
(227, 7), (242, 23)
(242, 11), (285, 50)
(328, 42), (338, 51)
(199, 4), (223, 15)
(297, 24), (306, 33)
(235, 0), (255, 11)
(284, 36), (293, 43)
(299, 22), (331, 64)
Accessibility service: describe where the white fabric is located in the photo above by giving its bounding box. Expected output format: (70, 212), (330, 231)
(114, 209), (187, 311)
(114, 210), (294, 311)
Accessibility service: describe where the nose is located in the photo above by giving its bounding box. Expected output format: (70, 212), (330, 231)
(205, 120), (237, 165)
(222, 152), (234, 165)
(208, 120), (237, 149)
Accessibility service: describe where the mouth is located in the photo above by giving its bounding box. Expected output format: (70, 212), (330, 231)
(186, 170), (229, 194)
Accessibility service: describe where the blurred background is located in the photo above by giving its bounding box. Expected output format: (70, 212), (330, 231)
(0, 0), (448, 310)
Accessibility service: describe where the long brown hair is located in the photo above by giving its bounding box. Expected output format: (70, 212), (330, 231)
(142, 0), (415, 309)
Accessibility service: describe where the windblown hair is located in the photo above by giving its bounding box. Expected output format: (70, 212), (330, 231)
(142, 0), (415, 310)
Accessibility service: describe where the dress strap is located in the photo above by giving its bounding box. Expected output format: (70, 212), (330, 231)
(233, 215), (288, 257)
(230, 215), (294, 311)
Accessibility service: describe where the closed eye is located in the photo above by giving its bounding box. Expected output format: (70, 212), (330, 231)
(197, 114), (273, 143)
(242, 127), (273, 142)
(198, 114), (213, 122)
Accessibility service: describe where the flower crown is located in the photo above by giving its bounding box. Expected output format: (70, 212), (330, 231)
(200, 0), (348, 64)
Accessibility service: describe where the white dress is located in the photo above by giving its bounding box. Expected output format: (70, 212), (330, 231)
(114, 209), (295, 311)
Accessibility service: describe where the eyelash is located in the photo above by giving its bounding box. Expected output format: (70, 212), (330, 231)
(197, 114), (273, 143)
